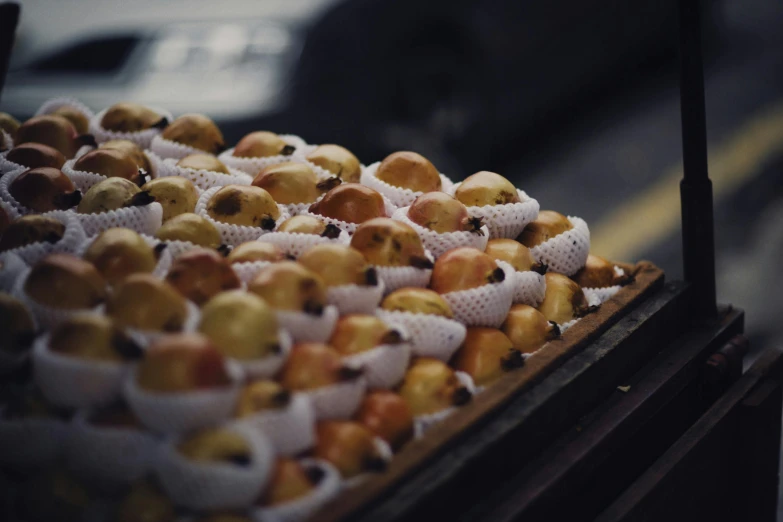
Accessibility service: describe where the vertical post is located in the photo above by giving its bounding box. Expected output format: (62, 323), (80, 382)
(0, 3), (20, 104)
(678, 0), (717, 319)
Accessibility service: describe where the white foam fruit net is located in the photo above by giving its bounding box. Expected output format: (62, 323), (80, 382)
(75, 202), (164, 237)
(299, 194), (397, 235)
(276, 306), (339, 343)
(375, 309), (466, 362)
(154, 423), (273, 511)
(89, 107), (172, 148)
(302, 377), (367, 420)
(218, 134), (311, 176)
(448, 185), (540, 239)
(3, 210), (87, 266)
(155, 156), (252, 191)
(123, 362), (243, 435)
(148, 135), (213, 160)
(440, 261), (515, 327)
(326, 280), (385, 315)
(392, 206), (489, 258)
(360, 161), (454, 208)
(195, 186), (290, 246)
(343, 341), (411, 389)
(413, 372), (476, 438)
(259, 229), (350, 259)
(512, 270), (546, 306)
(373, 255), (433, 294)
(32, 334), (128, 409)
(61, 160), (112, 193)
(230, 393), (315, 457)
(530, 216), (590, 276)
(231, 260), (273, 285)
(35, 97), (95, 122)
(251, 459), (342, 522)
(65, 411), (158, 485)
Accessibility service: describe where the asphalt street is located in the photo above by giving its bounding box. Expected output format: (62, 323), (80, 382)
(501, 1), (783, 517)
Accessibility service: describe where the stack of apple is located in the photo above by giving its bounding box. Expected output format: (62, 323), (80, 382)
(0, 100), (634, 522)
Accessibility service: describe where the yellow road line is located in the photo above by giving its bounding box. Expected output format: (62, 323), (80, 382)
(590, 101), (783, 261)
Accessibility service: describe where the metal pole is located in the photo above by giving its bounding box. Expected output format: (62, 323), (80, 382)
(0, 2), (20, 104)
(678, 0), (717, 318)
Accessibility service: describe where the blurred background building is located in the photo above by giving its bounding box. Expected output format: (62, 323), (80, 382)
(2, 0), (783, 513)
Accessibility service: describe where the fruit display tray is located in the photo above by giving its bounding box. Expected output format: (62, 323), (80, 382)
(311, 261), (665, 521)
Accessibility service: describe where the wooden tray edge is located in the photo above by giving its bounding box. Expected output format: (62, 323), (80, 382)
(312, 262), (665, 522)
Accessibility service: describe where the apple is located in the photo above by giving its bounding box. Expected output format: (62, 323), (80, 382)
(83, 228), (158, 286)
(453, 171), (520, 207)
(297, 244), (375, 287)
(517, 210), (573, 247)
(154, 213), (222, 248)
(99, 140), (152, 174)
(136, 333), (231, 392)
(572, 254), (633, 288)
(429, 247), (505, 294)
(380, 287), (453, 318)
(160, 113), (224, 154)
(0, 214), (65, 252)
(141, 177), (200, 221)
(15, 115), (81, 158)
(233, 131), (294, 158)
(314, 421), (386, 478)
(355, 390), (414, 451)
(234, 380), (291, 417)
(24, 254), (106, 309)
(350, 217), (430, 267)
(106, 274), (189, 332)
(165, 248), (241, 306)
(398, 357), (471, 416)
(206, 185), (280, 228)
(177, 427), (252, 465)
(537, 272), (592, 324)
(248, 261), (328, 314)
(277, 215), (342, 238)
(49, 314), (142, 362)
(501, 304), (560, 354)
(278, 343), (361, 391)
(9, 167), (81, 212)
(76, 177), (153, 215)
(308, 184), (386, 224)
(198, 290), (281, 361)
(374, 151), (441, 192)
(484, 238), (545, 273)
(5, 143), (65, 169)
(252, 161), (340, 204)
(329, 314), (404, 356)
(407, 191), (482, 234)
(226, 241), (286, 264)
(177, 153), (230, 174)
(450, 327), (523, 386)
(73, 149), (142, 184)
(305, 144), (361, 183)
(101, 102), (166, 132)
(259, 458), (320, 506)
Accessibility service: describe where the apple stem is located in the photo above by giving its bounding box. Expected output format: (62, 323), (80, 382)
(410, 256), (434, 270)
(151, 117), (169, 130)
(452, 386), (473, 407)
(532, 262), (548, 275)
(487, 267), (506, 284)
(126, 190), (155, 207)
(365, 267), (379, 286)
(316, 177), (342, 193)
(260, 216), (277, 231)
(548, 321), (562, 340)
(501, 349), (526, 370)
(56, 190), (82, 210)
(281, 144), (296, 156)
(321, 224), (342, 239)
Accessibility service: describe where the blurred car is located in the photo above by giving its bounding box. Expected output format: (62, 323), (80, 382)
(0, 0), (339, 119)
(1, 0), (719, 175)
